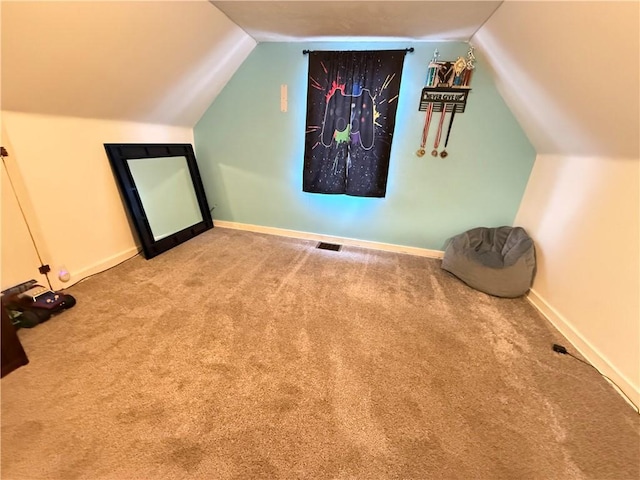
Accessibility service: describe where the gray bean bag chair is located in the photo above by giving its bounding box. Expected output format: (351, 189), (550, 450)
(441, 226), (536, 298)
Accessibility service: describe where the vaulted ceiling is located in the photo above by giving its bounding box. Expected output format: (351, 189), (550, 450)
(210, 1), (502, 42)
(2, 0), (638, 158)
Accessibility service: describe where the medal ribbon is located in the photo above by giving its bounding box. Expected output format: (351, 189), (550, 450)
(444, 109), (456, 148)
(433, 105), (447, 150)
(419, 63), (439, 151)
(420, 104), (433, 150)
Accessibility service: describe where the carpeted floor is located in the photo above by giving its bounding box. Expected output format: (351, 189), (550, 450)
(1, 227), (638, 479)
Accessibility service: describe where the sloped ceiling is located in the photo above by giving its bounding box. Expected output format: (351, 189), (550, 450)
(2, 0), (638, 159)
(211, 1), (502, 41)
(473, 0), (639, 159)
(1, 0), (256, 127)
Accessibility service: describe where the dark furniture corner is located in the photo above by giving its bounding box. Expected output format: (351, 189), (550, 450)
(1, 307), (29, 378)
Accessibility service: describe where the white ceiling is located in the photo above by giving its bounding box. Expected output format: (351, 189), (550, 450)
(211, 1), (503, 42)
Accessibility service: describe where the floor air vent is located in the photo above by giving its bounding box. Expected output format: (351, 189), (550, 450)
(317, 242), (342, 252)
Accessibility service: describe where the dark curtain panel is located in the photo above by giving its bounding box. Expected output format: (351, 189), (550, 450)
(303, 50), (407, 197)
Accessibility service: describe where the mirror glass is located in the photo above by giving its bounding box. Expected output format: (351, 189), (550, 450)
(127, 156), (203, 241)
(104, 143), (213, 259)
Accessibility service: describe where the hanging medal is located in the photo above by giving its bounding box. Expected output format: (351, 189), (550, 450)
(417, 52), (439, 158)
(416, 46), (474, 159)
(439, 108), (456, 158)
(439, 56), (467, 158)
(431, 104), (447, 156)
(417, 103), (433, 157)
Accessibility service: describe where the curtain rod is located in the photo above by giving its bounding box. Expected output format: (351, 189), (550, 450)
(302, 47), (414, 55)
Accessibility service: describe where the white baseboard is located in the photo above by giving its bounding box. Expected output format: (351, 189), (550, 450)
(214, 220), (444, 259)
(55, 246), (140, 291)
(526, 289), (639, 412)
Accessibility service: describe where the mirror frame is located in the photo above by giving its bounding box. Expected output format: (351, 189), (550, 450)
(104, 143), (213, 259)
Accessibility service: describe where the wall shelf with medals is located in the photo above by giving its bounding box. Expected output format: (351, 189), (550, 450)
(416, 46), (476, 159)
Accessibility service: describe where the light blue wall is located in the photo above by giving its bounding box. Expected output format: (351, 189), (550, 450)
(194, 42), (535, 250)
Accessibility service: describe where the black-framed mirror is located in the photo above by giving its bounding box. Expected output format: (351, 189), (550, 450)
(104, 143), (213, 259)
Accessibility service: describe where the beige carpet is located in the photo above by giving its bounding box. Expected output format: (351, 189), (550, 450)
(1, 228), (638, 479)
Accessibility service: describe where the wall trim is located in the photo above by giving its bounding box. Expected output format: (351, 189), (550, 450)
(214, 220), (444, 259)
(526, 288), (640, 412)
(60, 246), (140, 290)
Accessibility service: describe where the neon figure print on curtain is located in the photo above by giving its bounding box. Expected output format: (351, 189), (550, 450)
(303, 50), (407, 198)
